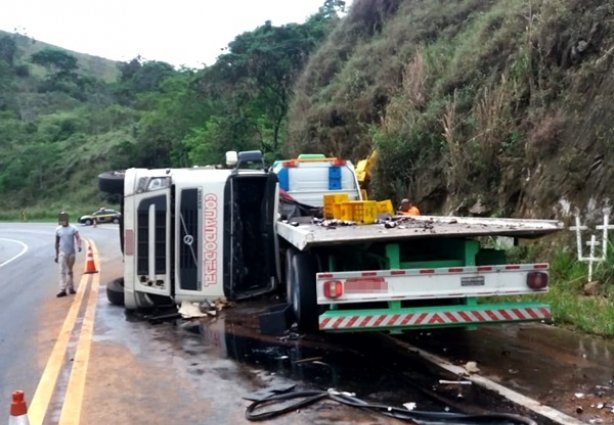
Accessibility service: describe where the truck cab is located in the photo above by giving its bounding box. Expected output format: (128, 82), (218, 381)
(101, 151), (279, 310)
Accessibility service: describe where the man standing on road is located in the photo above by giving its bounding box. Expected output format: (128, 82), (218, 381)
(54, 212), (82, 297)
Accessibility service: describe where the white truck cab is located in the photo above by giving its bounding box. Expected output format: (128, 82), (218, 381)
(101, 151), (279, 310)
(271, 154), (362, 207)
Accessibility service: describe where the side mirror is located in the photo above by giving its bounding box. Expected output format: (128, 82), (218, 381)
(225, 151), (238, 168)
(232, 150), (265, 173)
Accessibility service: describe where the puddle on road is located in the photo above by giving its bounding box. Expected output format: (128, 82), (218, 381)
(165, 305), (560, 423)
(95, 299), (568, 423)
(96, 302), (436, 407)
(173, 315), (441, 409)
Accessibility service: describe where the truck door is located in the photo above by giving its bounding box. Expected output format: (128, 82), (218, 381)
(224, 173), (279, 299)
(132, 189), (172, 299)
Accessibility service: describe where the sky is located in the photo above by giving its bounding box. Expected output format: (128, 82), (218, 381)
(0, 0), (342, 69)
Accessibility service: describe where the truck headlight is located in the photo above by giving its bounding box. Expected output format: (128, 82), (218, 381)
(137, 177), (171, 193)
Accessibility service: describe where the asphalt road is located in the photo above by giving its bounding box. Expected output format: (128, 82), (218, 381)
(1, 223), (406, 425)
(0, 222), (123, 424)
(2, 221), (612, 425)
(0, 223), (68, 413)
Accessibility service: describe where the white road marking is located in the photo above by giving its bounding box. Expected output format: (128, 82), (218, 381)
(0, 238), (28, 268)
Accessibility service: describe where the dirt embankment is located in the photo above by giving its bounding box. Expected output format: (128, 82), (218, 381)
(288, 0), (614, 221)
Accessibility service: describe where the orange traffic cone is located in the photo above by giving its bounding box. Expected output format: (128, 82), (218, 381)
(9, 390), (30, 425)
(84, 246), (98, 274)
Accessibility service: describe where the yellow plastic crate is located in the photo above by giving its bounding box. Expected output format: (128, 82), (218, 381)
(337, 201), (378, 224)
(339, 201), (356, 221)
(353, 200), (378, 224)
(377, 200), (394, 215)
(332, 203), (344, 219)
(323, 193), (350, 219)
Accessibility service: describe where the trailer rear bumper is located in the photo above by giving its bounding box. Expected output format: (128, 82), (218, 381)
(318, 302), (551, 332)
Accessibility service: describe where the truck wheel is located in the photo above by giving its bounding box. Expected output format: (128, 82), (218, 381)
(112, 217), (120, 224)
(288, 251), (318, 332)
(106, 277), (125, 306)
(84, 219), (92, 226)
(99, 171), (125, 194)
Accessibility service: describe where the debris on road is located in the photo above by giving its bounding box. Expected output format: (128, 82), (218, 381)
(293, 356), (323, 365)
(402, 401), (416, 411)
(464, 361), (480, 374)
(179, 299), (232, 319)
(178, 301), (207, 318)
(244, 385), (540, 423)
(438, 380), (472, 386)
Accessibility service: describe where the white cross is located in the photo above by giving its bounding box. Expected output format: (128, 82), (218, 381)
(595, 215), (614, 260)
(569, 216), (588, 259)
(569, 214), (613, 283)
(585, 235), (601, 282)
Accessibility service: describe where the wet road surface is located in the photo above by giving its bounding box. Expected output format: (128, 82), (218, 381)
(86, 292), (564, 425)
(3, 223), (612, 424)
(398, 325), (614, 423)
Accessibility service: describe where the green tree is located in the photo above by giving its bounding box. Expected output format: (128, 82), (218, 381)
(0, 35), (17, 65)
(30, 48), (78, 76)
(202, 15), (335, 156)
(115, 58), (176, 105)
(319, 0), (346, 19)
(132, 70), (211, 167)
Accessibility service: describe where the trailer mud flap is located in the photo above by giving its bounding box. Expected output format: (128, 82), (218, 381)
(318, 303), (551, 332)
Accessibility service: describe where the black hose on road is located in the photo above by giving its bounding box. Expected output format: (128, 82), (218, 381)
(245, 388), (538, 425)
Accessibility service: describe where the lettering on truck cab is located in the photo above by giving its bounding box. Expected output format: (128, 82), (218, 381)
(203, 193), (218, 286)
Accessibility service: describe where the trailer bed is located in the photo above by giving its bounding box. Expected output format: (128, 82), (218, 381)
(277, 215), (563, 250)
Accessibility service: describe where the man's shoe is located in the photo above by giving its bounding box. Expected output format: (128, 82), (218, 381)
(56, 291), (67, 298)
(68, 288), (76, 295)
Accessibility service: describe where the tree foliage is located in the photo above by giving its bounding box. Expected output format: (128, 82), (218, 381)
(0, 35), (17, 65)
(115, 57), (176, 105)
(0, 0), (345, 210)
(186, 7), (340, 163)
(31, 48), (78, 75)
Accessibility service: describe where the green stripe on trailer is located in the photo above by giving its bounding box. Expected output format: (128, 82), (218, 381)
(318, 302), (551, 332)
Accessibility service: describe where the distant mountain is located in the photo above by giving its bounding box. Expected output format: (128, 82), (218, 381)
(0, 30), (119, 82)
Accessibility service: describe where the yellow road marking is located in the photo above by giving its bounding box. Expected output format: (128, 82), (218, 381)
(58, 241), (100, 425)
(28, 239), (99, 425)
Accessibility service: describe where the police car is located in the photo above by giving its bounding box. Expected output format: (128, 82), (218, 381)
(79, 208), (121, 225)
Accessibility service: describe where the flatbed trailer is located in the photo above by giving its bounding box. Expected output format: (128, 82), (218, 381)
(277, 215), (563, 332)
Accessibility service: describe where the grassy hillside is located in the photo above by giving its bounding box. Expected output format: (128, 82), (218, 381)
(0, 31), (139, 218)
(0, 10), (337, 218)
(2, 30), (120, 82)
(287, 0), (614, 220)
(3, 1), (614, 221)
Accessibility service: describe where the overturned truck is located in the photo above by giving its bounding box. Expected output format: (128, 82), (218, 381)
(100, 150), (563, 333)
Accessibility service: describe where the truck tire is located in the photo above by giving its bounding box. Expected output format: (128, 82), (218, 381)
(288, 251), (318, 332)
(106, 277), (125, 306)
(98, 171), (125, 194)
